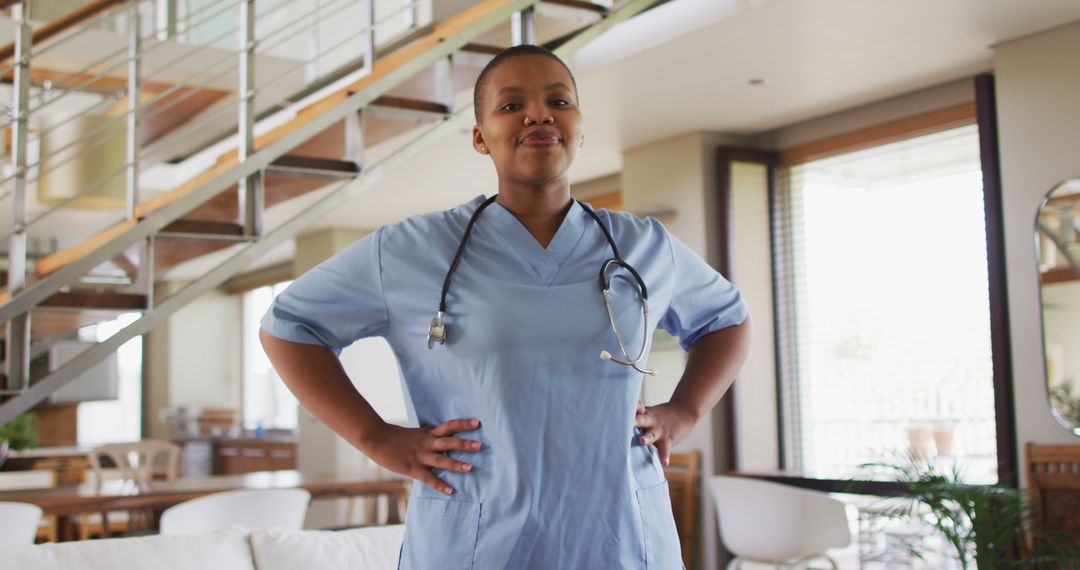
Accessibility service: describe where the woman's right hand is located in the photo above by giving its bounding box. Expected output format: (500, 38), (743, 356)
(362, 418), (482, 495)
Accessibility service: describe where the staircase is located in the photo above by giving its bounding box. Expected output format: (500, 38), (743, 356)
(0, 0), (662, 425)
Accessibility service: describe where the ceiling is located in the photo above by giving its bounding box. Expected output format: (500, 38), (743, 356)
(18, 0), (1080, 280)
(300, 0), (1080, 230)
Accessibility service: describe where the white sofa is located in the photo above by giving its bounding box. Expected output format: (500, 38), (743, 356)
(0, 524), (405, 570)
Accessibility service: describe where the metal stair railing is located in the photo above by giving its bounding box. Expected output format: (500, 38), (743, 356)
(0, 0), (415, 218)
(0, 0), (426, 392)
(0, 0), (663, 425)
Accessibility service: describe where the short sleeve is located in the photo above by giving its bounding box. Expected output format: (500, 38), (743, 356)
(657, 230), (749, 351)
(260, 227), (389, 353)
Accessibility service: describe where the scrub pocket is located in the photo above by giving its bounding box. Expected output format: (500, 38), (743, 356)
(636, 481), (683, 570)
(400, 496), (481, 570)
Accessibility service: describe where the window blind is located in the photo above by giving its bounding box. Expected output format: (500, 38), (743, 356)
(774, 124), (998, 483)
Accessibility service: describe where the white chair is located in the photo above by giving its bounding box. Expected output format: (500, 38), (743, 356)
(87, 440), (181, 488)
(0, 501), (44, 545)
(709, 475), (852, 569)
(159, 488), (312, 535)
(84, 439), (181, 537)
(0, 470), (58, 542)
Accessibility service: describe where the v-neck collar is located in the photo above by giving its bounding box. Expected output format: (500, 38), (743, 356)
(477, 195), (588, 285)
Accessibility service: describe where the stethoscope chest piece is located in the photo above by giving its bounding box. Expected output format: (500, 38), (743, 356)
(427, 312), (446, 349)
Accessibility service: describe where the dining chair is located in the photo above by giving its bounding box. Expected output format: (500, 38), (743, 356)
(0, 470), (59, 542)
(665, 450), (701, 569)
(159, 488), (312, 535)
(84, 439), (181, 538)
(709, 475), (852, 569)
(1025, 443), (1080, 551)
(0, 501), (45, 545)
(87, 439), (181, 488)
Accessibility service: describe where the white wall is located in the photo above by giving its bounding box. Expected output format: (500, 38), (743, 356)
(145, 281), (243, 440)
(167, 287), (243, 408)
(729, 161), (779, 473)
(993, 20), (1080, 473)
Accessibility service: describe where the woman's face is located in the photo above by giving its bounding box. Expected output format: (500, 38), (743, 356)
(473, 55), (583, 188)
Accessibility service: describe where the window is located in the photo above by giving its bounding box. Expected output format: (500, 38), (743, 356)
(77, 313), (143, 445)
(775, 124), (998, 483)
(242, 281), (297, 430)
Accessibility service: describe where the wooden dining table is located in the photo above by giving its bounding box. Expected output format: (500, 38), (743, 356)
(0, 470), (409, 541)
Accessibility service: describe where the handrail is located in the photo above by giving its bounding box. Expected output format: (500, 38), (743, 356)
(0, 0), (129, 62)
(0, 0), (339, 194)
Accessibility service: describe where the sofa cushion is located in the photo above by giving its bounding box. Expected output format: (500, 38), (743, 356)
(0, 527), (254, 570)
(251, 525), (405, 570)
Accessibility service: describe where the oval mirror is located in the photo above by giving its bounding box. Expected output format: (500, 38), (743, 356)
(1038, 178), (1080, 435)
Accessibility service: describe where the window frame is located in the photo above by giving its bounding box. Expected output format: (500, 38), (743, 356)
(722, 74), (1016, 493)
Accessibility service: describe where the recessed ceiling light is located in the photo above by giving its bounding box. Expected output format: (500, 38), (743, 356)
(749, 78), (766, 86)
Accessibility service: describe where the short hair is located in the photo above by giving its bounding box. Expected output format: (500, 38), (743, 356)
(473, 45), (578, 123)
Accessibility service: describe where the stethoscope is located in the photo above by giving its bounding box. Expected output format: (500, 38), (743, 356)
(427, 195), (657, 376)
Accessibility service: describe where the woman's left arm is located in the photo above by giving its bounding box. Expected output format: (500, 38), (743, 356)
(634, 316), (753, 466)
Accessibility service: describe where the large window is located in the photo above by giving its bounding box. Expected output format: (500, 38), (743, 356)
(775, 124), (998, 483)
(242, 281), (297, 431)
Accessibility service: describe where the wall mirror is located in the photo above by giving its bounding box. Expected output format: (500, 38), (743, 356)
(1037, 178), (1080, 435)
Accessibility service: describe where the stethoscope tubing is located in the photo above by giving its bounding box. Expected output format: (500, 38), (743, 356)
(429, 195), (656, 376)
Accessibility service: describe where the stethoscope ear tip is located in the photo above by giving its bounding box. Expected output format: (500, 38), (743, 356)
(599, 351), (612, 361)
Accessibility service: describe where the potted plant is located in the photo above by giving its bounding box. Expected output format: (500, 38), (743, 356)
(861, 454), (1080, 569)
(0, 413), (38, 468)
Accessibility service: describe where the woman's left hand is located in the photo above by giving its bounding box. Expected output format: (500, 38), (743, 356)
(634, 402), (698, 467)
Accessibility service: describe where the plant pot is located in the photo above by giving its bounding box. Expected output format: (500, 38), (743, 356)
(0, 440), (8, 469)
(907, 426), (934, 459)
(932, 427), (955, 457)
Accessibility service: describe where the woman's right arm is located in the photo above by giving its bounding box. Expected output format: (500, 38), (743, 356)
(259, 329), (480, 495)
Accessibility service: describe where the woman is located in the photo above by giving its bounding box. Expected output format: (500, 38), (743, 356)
(260, 45), (751, 569)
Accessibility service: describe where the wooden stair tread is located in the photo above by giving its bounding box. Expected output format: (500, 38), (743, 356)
(160, 220), (245, 236)
(153, 239), (236, 274)
(461, 43), (505, 56)
(29, 0), (527, 280)
(543, 0), (610, 14)
(0, 291), (143, 338)
(267, 155), (362, 177)
(3, 312), (116, 340)
(1042, 266), (1080, 285)
(38, 292), (147, 311)
(372, 95), (452, 115)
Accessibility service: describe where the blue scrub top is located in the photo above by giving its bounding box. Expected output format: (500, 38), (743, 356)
(262, 195), (748, 569)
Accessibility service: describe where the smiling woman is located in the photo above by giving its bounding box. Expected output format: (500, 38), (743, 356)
(259, 45), (752, 569)
(471, 46), (585, 246)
